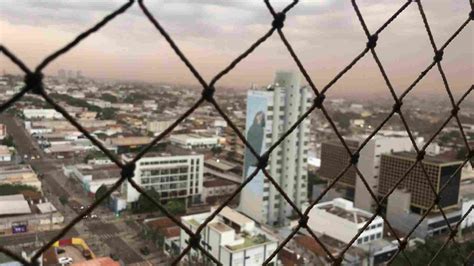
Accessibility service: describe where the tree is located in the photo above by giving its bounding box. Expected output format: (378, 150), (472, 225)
(0, 184), (37, 196)
(95, 184), (109, 203)
(59, 195), (69, 205)
(166, 199), (186, 215)
(1, 135), (15, 147)
(101, 93), (118, 103)
(99, 108), (117, 120)
(134, 188), (161, 213)
(392, 239), (474, 265)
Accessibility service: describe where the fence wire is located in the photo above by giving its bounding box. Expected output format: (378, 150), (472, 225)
(0, 0), (473, 265)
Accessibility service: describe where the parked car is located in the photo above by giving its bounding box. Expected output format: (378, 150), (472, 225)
(58, 257), (73, 265)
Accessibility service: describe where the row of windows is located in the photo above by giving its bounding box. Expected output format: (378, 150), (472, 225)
(142, 175), (190, 184)
(142, 167), (189, 176)
(140, 159), (188, 166)
(357, 232), (382, 244)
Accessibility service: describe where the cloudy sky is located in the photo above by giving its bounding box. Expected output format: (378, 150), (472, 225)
(0, 0), (472, 97)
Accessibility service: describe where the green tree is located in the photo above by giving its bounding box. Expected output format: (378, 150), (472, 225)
(166, 199), (186, 215)
(0, 184), (37, 195)
(392, 239), (474, 265)
(59, 195), (69, 205)
(99, 108), (117, 120)
(101, 93), (118, 103)
(134, 188), (161, 213)
(1, 135), (15, 147)
(95, 184), (109, 203)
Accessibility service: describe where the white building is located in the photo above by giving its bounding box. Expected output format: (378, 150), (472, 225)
(169, 133), (220, 150)
(23, 109), (63, 119)
(304, 198), (384, 246)
(240, 71), (311, 226)
(0, 123), (6, 140)
(0, 145), (12, 162)
(353, 132), (414, 211)
(147, 120), (174, 135)
(63, 164), (120, 195)
(180, 207), (279, 266)
(0, 164), (42, 192)
(124, 152), (204, 204)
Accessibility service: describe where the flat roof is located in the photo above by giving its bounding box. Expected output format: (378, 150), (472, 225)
(205, 159), (236, 172)
(387, 151), (463, 165)
(217, 206), (253, 226)
(0, 195), (31, 215)
(209, 222), (233, 233)
(36, 202), (57, 213)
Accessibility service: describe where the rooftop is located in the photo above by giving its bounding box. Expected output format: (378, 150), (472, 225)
(0, 194), (31, 216)
(205, 159), (237, 172)
(387, 151), (463, 165)
(316, 198), (373, 224)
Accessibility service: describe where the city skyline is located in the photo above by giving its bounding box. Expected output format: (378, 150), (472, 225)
(1, 0), (472, 97)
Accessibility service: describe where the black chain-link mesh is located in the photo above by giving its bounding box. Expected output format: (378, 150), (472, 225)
(1, 0), (473, 265)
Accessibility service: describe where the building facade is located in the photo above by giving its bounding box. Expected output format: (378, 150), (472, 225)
(180, 207), (279, 266)
(239, 71), (311, 226)
(305, 198), (384, 246)
(124, 153), (204, 205)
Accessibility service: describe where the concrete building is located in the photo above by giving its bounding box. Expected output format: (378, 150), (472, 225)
(0, 164), (42, 192)
(123, 151), (204, 205)
(180, 207), (279, 266)
(460, 177), (474, 229)
(63, 164), (120, 196)
(23, 109), (63, 120)
(169, 133), (220, 150)
(147, 120), (174, 135)
(304, 198), (384, 246)
(202, 178), (239, 205)
(0, 145), (12, 162)
(379, 152), (462, 212)
(0, 123), (6, 140)
(0, 195), (64, 235)
(240, 71), (311, 226)
(204, 158), (242, 184)
(319, 132), (414, 212)
(386, 189), (463, 238)
(106, 136), (153, 154)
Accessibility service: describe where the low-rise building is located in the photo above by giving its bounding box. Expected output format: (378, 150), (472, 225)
(0, 164), (42, 192)
(23, 109), (63, 120)
(0, 195), (64, 235)
(0, 123), (6, 140)
(144, 217), (180, 256)
(170, 133), (220, 150)
(63, 164), (120, 196)
(147, 120), (174, 135)
(180, 207), (279, 266)
(106, 136), (153, 154)
(204, 159), (242, 184)
(0, 145), (12, 162)
(202, 178), (239, 205)
(303, 198), (384, 246)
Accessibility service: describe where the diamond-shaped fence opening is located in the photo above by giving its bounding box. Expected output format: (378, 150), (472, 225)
(0, 0), (473, 265)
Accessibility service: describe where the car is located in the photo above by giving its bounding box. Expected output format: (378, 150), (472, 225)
(56, 248), (65, 254)
(58, 257), (73, 265)
(139, 247), (150, 256)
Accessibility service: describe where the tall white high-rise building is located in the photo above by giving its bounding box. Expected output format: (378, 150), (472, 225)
(239, 71), (311, 226)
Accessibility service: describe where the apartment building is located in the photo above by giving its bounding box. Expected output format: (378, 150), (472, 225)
(240, 71), (311, 226)
(123, 151), (204, 205)
(180, 207), (279, 266)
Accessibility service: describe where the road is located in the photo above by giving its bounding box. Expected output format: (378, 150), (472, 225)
(105, 237), (143, 265)
(0, 229), (78, 247)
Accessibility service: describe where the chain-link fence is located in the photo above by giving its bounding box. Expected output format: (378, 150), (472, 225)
(1, 0), (473, 265)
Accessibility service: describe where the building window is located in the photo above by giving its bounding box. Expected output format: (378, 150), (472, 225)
(376, 232), (381, 239)
(370, 234), (375, 240)
(357, 239), (362, 244)
(364, 236), (368, 242)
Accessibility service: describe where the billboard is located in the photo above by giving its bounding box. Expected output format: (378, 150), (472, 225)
(12, 221), (28, 234)
(240, 91), (270, 223)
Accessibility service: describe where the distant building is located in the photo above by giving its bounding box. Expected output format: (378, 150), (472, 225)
(0, 145), (12, 162)
(240, 71), (311, 226)
(180, 207), (279, 266)
(106, 136), (153, 154)
(0, 194), (63, 235)
(147, 120), (174, 135)
(63, 164), (120, 196)
(23, 109), (62, 120)
(304, 198), (384, 246)
(123, 152), (204, 205)
(379, 152), (462, 211)
(380, 152), (464, 238)
(319, 132), (414, 212)
(0, 164), (42, 192)
(0, 123), (6, 140)
(169, 133), (220, 150)
(202, 178), (239, 205)
(144, 217), (181, 256)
